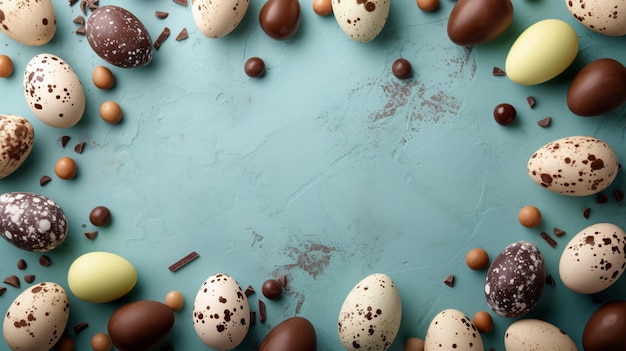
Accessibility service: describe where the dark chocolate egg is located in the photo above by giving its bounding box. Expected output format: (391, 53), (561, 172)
(447, 0), (514, 46)
(567, 58), (626, 116)
(259, 316), (317, 351)
(259, 0), (301, 40)
(0, 192), (68, 252)
(484, 241), (545, 318)
(583, 300), (626, 351)
(86, 6), (153, 68)
(108, 300), (175, 351)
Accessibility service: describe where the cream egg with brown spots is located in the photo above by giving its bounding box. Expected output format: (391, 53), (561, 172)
(332, 0), (390, 42)
(0, 115), (34, 179)
(192, 0), (249, 38)
(424, 309), (484, 351)
(0, 0), (56, 46)
(566, 0), (626, 36)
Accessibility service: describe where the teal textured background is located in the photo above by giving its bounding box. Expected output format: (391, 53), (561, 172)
(1, 0), (626, 350)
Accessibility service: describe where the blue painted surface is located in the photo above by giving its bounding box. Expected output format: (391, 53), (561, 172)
(1, 0), (625, 350)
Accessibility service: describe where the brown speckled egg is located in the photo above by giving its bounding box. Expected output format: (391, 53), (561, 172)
(192, 0), (250, 38)
(332, 0), (390, 42)
(0, 0), (56, 46)
(338, 273), (401, 350)
(0, 192), (68, 252)
(0, 115), (34, 179)
(559, 223), (626, 294)
(23, 54), (85, 128)
(424, 309), (484, 351)
(527, 136), (619, 196)
(485, 241), (545, 318)
(505, 319), (577, 350)
(3, 282), (70, 351)
(86, 6), (153, 68)
(566, 0), (626, 36)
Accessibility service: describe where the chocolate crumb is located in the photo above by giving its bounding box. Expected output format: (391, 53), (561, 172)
(0, 287), (6, 296)
(596, 192), (608, 204)
(444, 274), (454, 287)
(74, 142), (86, 154)
(73, 16), (85, 25)
(24, 275), (35, 284)
(3, 275), (20, 288)
(61, 135), (71, 147)
(537, 116), (551, 127)
(168, 251), (199, 272)
(553, 227), (566, 237)
(84, 231), (98, 240)
(526, 96), (536, 108)
(545, 274), (556, 286)
(155, 11), (169, 19)
(39, 255), (52, 267)
(540, 232), (558, 248)
(39, 175), (52, 186)
(175, 28), (189, 41)
(69, 0), (78, 6)
(154, 27), (171, 50)
(492, 67), (505, 76)
(583, 207), (591, 219)
(614, 189), (624, 203)
(250, 311), (256, 326)
(258, 300), (267, 322)
(173, 0), (187, 6)
(75, 26), (86, 35)
(244, 285), (255, 297)
(17, 259), (27, 270)
(277, 275), (287, 288)
(73, 322), (89, 334)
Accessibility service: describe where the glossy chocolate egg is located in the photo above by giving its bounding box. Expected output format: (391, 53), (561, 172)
(583, 300), (626, 351)
(567, 58), (626, 116)
(108, 300), (175, 351)
(447, 0), (513, 46)
(260, 317), (316, 351)
(259, 0), (301, 40)
(484, 241), (545, 318)
(86, 6), (153, 68)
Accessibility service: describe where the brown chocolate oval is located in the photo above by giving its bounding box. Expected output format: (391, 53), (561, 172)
(567, 58), (626, 117)
(447, 0), (513, 46)
(259, 316), (316, 351)
(259, 0), (301, 40)
(583, 300), (626, 351)
(108, 300), (175, 351)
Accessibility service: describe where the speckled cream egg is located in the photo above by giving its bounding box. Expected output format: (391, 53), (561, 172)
(566, 0), (626, 36)
(485, 241), (546, 318)
(504, 319), (578, 351)
(0, 0), (56, 46)
(559, 223), (626, 294)
(0, 115), (34, 179)
(527, 136), (619, 196)
(3, 282), (70, 351)
(338, 273), (401, 350)
(424, 309), (484, 351)
(332, 0), (390, 42)
(193, 273), (250, 351)
(192, 0), (249, 38)
(0, 192), (68, 252)
(23, 53), (85, 128)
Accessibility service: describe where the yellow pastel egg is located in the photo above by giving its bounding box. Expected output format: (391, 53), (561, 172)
(67, 252), (137, 303)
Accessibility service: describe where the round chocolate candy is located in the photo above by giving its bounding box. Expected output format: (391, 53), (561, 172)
(493, 103), (516, 125)
(262, 279), (282, 299)
(392, 58), (412, 79)
(90, 206), (112, 227)
(245, 57), (266, 78)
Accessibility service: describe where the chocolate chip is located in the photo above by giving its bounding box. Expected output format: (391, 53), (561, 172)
(444, 274), (455, 287)
(3, 275), (20, 288)
(250, 311), (256, 326)
(76, 26), (86, 35)
(537, 116), (551, 127)
(24, 274), (35, 284)
(492, 67), (505, 76)
(155, 11), (169, 19)
(69, 0), (78, 6)
(583, 207), (591, 219)
(545, 274), (556, 286)
(262, 279), (282, 299)
(89, 206), (111, 226)
(154, 27), (171, 50)
(84, 231), (98, 240)
(553, 227), (566, 237)
(258, 300), (267, 322)
(526, 96), (536, 108)
(245, 57), (265, 78)
(540, 232), (557, 248)
(73, 16), (85, 25)
(168, 251), (199, 272)
(175, 28), (188, 41)
(493, 103), (516, 126)
(391, 58), (412, 79)
(39, 175), (52, 186)
(173, 0), (187, 6)
(0, 287), (6, 296)
(597, 192), (608, 204)
(244, 285), (255, 297)
(73, 322), (89, 334)
(614, 189), (624, 203)
(74, 142), (86, 154)
(60, 135), (71, 147)
(17, 259), (27, 270)
(39, 255), (52, 267)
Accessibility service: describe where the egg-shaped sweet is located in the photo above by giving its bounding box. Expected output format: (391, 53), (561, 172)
(192, 0), (249, 38)
(505, 19), (578, 85)
(559, 223), (626, 294)
(259, 317), (317, 351)
(0, 115), (34, 179)
(567, 58), (626, 116)
(424, 309), (484, 351)
(0, 192), (68, 252)
(193, 273), (250, 351)
(259, 0), (301, 40)
(0, 0), (56, 46)
(67, 252), (137, 303)
(332, 0), (390, 42)
(3, 282), (70, 351)
(566, 0), (626, 36)
(108, 300), (175, 351)
(23, 53), (85, 128)
(485, 241), (545, 318)
(447, 0), (514, 46)
(505, 319), (577, 351)
(583, 300), (626, 351)
(338, 273), (401, 350)
(527, 136), (619, 196)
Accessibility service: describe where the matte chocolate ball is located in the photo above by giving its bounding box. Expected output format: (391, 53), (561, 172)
(262, 279), (282, 299)
(90, 206), (111, 227)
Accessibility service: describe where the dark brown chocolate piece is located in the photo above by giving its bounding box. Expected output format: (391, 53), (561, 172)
(596, 192), (608, 204)
(3, 275), (20, 288)
(74, 322), (89, 334)
(17, 259), (27, 270)
(154, 27), (171, 50)
(69, 0), (78, 6)
(444, 274), (455, 287)
(244, 285), (255, 297)
(39, 175), (52, 186)
(61, 135), (71, 147)
(155, 11), (169, 19)
(526, 96), (536, 108)
(90, 206), (111, 226)
(74, 142), (86, 154)
(583, 207), (591, 219)
(392, 58), (412, 79)
(567, 58), (626, 117)
(614, 189), (624, 203)
(175, 28), (188, 41)
(537, 116), (551, 127)
(39, 255), (51, 267)
(73, 16), (85, 25)
(583, 301), (626, 351)
(173, 0), (187, 6)
(168, 251), (199, 272)
(447, 0), (513, 46)
(85, 231), (98, 240)
(540, 232), (557, 248)
(259, 0), (301, 40)
(0, 287), (6, 296)
(250, 311), (256, 326)
(546, 274), (556, 286)
(245, 57), (265, 78)
(76, 26), (86, 35)
(24, 274), (35, 283)
(262, 279), (282, 299)
(493, 103), (516, 126)
(553, 227), (566, 237)
(259, 300), (267, 322)
(492, 67), (505, 76)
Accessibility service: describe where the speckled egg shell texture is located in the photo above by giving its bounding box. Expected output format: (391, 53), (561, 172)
(424, 309), (484, 351)
(0, 115), (34, 179)
(332, 0), (390, 42)
(566, 0), (626, 36)
(0, 0), (56, 46)
(192, 0), (250, 38)
(504, 319), (578, 351)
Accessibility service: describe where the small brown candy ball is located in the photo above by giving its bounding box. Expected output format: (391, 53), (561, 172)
(493, 103), (516, 125)
(313, 0), (332, 16)
(54, 157), (77, 180)
(392, 58), (412, 79)
(0, 54), (14, 78)
(89, 206), (111, 227)
(99, 101), (123, 124)
(518, 205), (542, 228)
(164, 290), (185, 311)
(417, 0), (439, 12)
(245, 57), (265, 78)
(472, 310), (494, 334)
(92, 66), (115, 89)
(465, 248), (489, 270)
(404, 337), (425, 351)
(262, 279), (282, 299)
(90, 333), (112, 351)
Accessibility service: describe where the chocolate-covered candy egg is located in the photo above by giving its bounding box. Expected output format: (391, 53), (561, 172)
(86, 6), (153, 68)
(259, 317), (317, 351)
(0, 115), (34, 179)
(0, 192), (68, 252)
(0, 0), (56, 46)
(583, 300), (626, 351)
(259, 0), (301, 40)
(108, 300), (175, 351)
(485, 241), (545, 318)
(447, 0), (513, 46)
(567, 58), (626, 116)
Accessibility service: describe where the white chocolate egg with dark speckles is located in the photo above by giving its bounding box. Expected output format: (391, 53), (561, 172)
(193, 273), (250, 351)
(23, 53), (85, 128)
(3, 282), (70, 351)
(505, 319), (578, 351)
(0, 115), (34, 179)
(338, 273), (401, 350)
(332, 0), (390, 42)
(559, 223), (626, 294)
(566, 0), (626, 36)
(424, 309), (484, 351)
(527, 136), (619, 196)
(0, 0), (56, 46)
(192, 0), (249, 38)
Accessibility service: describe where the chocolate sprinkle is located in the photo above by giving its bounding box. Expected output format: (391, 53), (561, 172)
(614, 189), (624, 203)
(154, 27), (171, 50)
(73, 16), (85, 25)
(546, 274), (556, 286)
(444, 274), (455, 287)
(492, 67), (505, 76)
(155, 11), (169, 19)
(17, 259), (27, 270)
(250, 311), (256, 326)
(74, 142), (86, 154)
(3, 275), (20, 288)
(175, 28), (188, 41)
(540, 232), (557, 248)
(526, 96), (536, 108)
(583, 207), (591, 219)
(39, 255), (52, 267)
(0, 287), (6, 296)
(258, 300), (267, 322)
(39, 175), (52, 186)
(24, 274), (35, 284)
(168, 251), (199, 272)
(73, 322), (89, 334)
(597, 192), (608, 204)
(537, 116), (551, 127)
(76, 26), (86, 35)
(553, 227), (566, 237)
(61, 135), (71, 147)
(244, 285), (255, 297)
(173, 0), (187, 6)
(84, 231), (98, 240)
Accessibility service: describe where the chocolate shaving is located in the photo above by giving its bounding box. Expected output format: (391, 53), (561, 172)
(74, 142), (86, 154)
(73, 16), (85, 25)
(168, 251), (199, 272)
(591, 295), (604, 304)
(597, 192), (608, 204)
(553, 227), (566, 237)
(540, 232), (557, 248)
(444, 274), (454, 287)
(3, 275), (20, 288)
(614, 189), (624, 203)
(39, 175), (52, 186)
(173, 0), (188, 6)
(277, 275), (287, 288)
(61, 135), (71, 147)
(250, 311), (256, 326)
(0, 287), (6, 296)
(537, 116), (551, 127)
(175, 28), (189, 41)
(154, 27), (171, 50)
(39, 255), (51, 267)
(155, 11), (169, 19)
(24, 275), (35, 284)
(526, 96), (536, 108)
(75, 26), (86, 35)
(73, 322), (89, 334)
(69, 0), (78, 6)
(492, 67), (505, 76)
(17, 259), (27, 270)
(545, 274), (556, 286)
(84, 231), (98, 240)
(244, 285), (255, 297)
(583, 207), (591, 219)
(258, 300), (267, 322)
